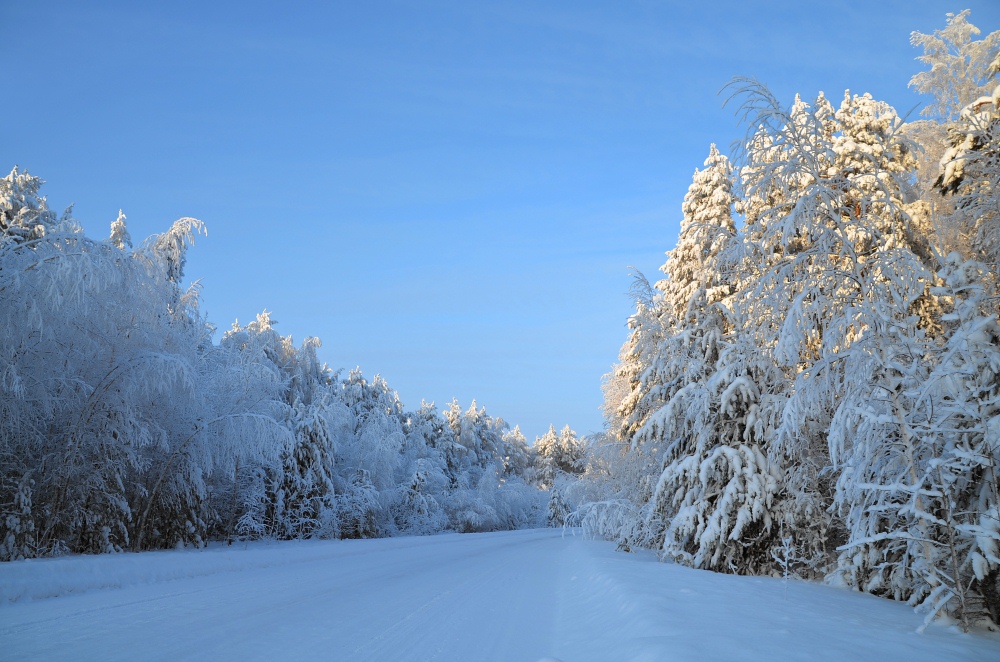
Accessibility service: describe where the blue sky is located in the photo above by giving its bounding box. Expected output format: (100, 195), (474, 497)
(3, 1), (999, 440)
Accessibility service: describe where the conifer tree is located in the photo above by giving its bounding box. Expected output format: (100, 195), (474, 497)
(658, 144), (738, 321)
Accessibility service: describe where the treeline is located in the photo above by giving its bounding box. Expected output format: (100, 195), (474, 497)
(0, 168), (588, 561)
(574, 11), (1000, 631)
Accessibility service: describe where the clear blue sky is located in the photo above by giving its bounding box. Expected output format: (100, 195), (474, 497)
(3, 1), (998, 441)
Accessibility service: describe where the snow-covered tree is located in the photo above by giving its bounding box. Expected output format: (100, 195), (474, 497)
(910, 10), (1000, 122)
(930, 51), (1000, 291)
(547, 488), (569, 527)
(832, 255), (1000, 630)
(722, 84), (933, 569)
(501, 425), (535, 479)
(605, 271), (668, 445)
(0, 166), (548, 561)
(108, 209), (132, 251)
(445, 400), (506, 477)
(535, 425), (586, 485)
(658, 144), (738, 321)
(0, 167), (294, 556)
(0, 166), (67, 245)
(649, 318), (785, 573)
(906, 12), (1000, 273)
(576, 11), (1000, 630)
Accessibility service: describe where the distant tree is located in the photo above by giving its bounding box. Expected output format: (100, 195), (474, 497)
(108, 209), (132, 250)
(547, 488), (569, 527)
(0, 166), (548, 560)
(535, 425), (586, 483)
(445, 399), (507, 478)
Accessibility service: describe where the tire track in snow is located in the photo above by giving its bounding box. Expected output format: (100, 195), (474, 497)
(348, 531), (567, 661)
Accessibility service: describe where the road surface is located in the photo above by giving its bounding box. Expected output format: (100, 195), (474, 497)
(2, 528), (999, 661)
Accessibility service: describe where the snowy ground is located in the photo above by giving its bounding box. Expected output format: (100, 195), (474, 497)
(2, 529), (999, 661)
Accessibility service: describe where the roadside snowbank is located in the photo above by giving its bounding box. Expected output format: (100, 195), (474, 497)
(0, 534), (461, 603)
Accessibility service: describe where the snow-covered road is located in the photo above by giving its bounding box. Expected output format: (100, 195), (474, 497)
(2, 528), (999, 661)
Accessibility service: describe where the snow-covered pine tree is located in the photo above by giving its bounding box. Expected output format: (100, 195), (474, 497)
(228, 320), (344, 541)
(406, 401), (464, 488)
(658, 144), (738, 322)
(636, 144), (738, 447)
(647, 301), (794, 573)
(107, 209), (132, 251)
(582, 144), (741, 556)
(500, 425), (534, 479)
(606, 271), (668, 446)
(534, 424), (586, 487)
(630, 93), (823, 573)
(0, 166), (67, 246)
(636, 145), (740, 549)
(547, 487), (569, 527)
(275, 381), (341, 539)
(444, 399), (507, 478)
